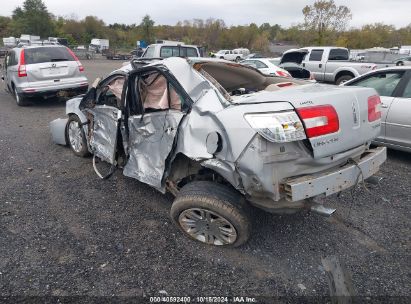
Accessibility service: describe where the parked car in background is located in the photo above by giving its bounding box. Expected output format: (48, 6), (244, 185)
(394, 56), (411, 66)
(232, 48), (250, 57)
(213, 49), (244, 62)
(344, 67), (411, 152)
(244, 53), (265, 59)
(241, 58), (314, 80)
(241, 58), (291, 77)
(50, 57), (386, 247)
(1, 45), (88, 106)
(142, 41), (201, 58)
(281, 47), (378, 84)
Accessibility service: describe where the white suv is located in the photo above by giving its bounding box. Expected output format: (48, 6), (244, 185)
(1, 45), (88, 106)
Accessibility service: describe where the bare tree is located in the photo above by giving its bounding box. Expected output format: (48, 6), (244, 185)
(303, 0), (352, 45)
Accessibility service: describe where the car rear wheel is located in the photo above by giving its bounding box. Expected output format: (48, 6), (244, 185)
(396, 61), (404, 66)
(335, 75), (353, 85)
(66, 115), (89, 157)
(170, 181), (251, 247)
(13, 86), (28, 106)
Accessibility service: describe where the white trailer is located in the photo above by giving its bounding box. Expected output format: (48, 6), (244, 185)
(89, 39), (109, 52)
(19, 34), (41, 45)
(2, 37), (17, 47)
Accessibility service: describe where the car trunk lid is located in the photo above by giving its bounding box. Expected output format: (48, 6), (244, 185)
(280, 49), (309, 65)
(233, 84), (381, 159)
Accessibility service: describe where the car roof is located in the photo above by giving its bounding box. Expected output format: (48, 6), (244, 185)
(148, 43), (199, 48)
(344, 66), (411, 85)
(13, 44), (67, 50)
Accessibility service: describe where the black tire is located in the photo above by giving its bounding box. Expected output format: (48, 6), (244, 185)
(170, 181), (251, 247)
(396, 61), (404, 66)
(66, 114), (90, 157)
(235, 56), (241, 62)
(335, 75), (353, 85)
(13, 85), (28, 106)
(219, 56), (224, 59)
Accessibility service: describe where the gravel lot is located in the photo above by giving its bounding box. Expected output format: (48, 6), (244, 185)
(0, 60), (410, 301)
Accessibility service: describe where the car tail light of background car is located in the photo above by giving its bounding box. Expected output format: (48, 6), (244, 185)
(18, 49), (27, 77)
(368, 95), (382, 122)
(275, 70), (291, 77)
(66, 47), (85, 72)
(244, 111), (306, 143)
(296, 105), (340, 138)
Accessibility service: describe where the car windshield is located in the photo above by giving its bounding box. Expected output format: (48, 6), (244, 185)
(24, 47), (75, 64)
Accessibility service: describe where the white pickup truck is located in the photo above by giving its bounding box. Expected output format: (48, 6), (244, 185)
(280, 47), (378, 84)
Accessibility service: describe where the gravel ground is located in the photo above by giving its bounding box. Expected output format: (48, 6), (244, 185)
(0, 60), (410, 302)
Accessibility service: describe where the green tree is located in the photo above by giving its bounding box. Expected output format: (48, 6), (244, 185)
(302, 0), (352, 45)
(140, 15), (155, 44)
(0, 16), (12, 39)
(11, 0), (55, 37)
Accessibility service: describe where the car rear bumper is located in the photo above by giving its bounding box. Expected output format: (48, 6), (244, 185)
(283, 147), (387, 202)
(19, 84), (88, 98)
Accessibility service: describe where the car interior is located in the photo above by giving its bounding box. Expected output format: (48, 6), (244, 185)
(193, 61), (306, 99)
(137, 72), (182, 111)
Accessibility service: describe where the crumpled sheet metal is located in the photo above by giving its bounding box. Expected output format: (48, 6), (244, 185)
(123, 110), (184, 191)
(161, 58), (212, 102)
(88, 107), (119, 164)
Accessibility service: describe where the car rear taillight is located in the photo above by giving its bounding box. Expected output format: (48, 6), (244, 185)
(18, 49), (27, 77)
(244, 111), (306, 143)
(66, 47), (85, 72)
(296, 105), (340, 138)
(276, 70), (290, 77)
(368, 95), (382, 122)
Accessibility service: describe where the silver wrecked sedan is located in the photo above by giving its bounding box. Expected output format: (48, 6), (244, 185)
(50, 57), (386, 247)
(344, 66), (411, 152)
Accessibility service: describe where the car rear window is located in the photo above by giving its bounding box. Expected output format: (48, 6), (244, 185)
(160, 46), (198, 58)
(309, 50), (324, 61)
(328, 49), (349, 60)
(24, 47), (75, 64)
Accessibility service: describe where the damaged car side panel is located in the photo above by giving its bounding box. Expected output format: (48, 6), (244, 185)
(86, 106), (121, 164)
(123, 110), (185, 191)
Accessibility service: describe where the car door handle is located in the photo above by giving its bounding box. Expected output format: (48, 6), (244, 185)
(319, 64), (322, 68)
(381, 104), (389, 108)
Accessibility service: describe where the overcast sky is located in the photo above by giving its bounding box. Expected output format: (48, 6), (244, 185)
(1, 0), (410, 28)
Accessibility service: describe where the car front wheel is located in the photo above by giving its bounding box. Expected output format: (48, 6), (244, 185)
(396, 61), (404, 66)
(66, 114), (89, 157)
(170, 181), (251, 247)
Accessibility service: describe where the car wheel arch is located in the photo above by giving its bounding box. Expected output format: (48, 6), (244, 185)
(335, 71), (355, 84)
(165, 153), (243, 197)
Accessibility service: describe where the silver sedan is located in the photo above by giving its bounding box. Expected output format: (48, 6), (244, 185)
(344, 67), (411, 152)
